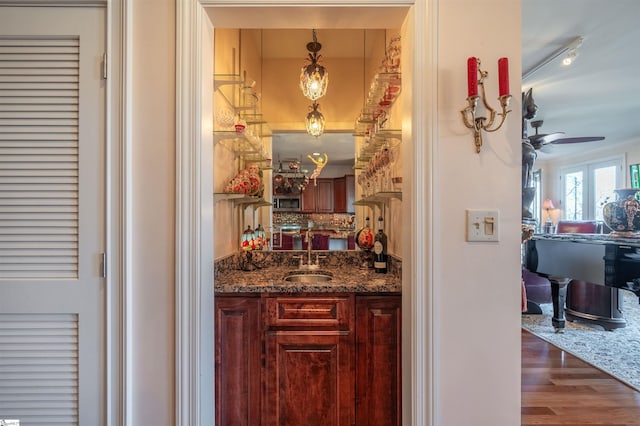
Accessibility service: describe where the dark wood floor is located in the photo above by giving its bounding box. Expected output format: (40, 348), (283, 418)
(522, 329), (640, 425)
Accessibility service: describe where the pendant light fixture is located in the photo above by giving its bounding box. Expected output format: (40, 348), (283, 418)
(300, 29), (329, 101)
(305, 102), (325, 137)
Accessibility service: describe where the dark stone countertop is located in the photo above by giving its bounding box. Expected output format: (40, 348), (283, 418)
(215, 265), (401, 294)
(533, 232), (640, 247)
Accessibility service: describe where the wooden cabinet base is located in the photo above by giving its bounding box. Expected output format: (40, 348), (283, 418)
(356, 295), (402, 426)
(215, 293), (401, 425)
(214, 296), (262, 426)
(264, 332), (354, 425)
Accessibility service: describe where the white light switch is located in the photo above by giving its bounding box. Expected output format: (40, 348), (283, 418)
(466, 209), (500, 242)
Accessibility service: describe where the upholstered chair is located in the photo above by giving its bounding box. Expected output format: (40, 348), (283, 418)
(522, 225), (551, 314)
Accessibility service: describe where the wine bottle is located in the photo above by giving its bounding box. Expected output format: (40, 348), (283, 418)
(373, 216), (388, 273)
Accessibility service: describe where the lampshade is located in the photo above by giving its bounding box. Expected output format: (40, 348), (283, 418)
(241, 225), (257, 251)
(305, 103), (325, 137)
(542, 199), (555, 210)
(300, 29), (329, 101)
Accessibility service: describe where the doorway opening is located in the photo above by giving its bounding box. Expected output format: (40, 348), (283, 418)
(176, 2), (434, 424)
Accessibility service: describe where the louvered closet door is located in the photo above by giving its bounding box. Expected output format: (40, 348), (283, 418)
(0, 7), (106, 426)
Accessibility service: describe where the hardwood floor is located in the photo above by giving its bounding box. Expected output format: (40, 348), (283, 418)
(522, 329), (640, 425)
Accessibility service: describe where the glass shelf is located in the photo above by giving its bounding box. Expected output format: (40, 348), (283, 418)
(213, 73), (244, 91)
(354, 191), (402, 208)
(213, 130), (271, 163)
(214, 74), (264, 113)
(214, 193), (271, 209)
(235, 197), (272, 212)
(355, 129), (401, 164)
(214, 192), (246, 202)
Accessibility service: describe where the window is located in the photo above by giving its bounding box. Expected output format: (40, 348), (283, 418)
(559, 158), (623, 221)
(564, 170), (583, 220)
(531, 169), (542, 226)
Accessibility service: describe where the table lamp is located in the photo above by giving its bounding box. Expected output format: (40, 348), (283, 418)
(542, 199), (555, 233)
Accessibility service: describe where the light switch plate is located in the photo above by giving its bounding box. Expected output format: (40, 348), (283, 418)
(466, 209), (500, 242)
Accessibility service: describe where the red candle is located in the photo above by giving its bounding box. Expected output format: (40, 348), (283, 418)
(467, 57), (478, 97)
(498, 57), (509, 96)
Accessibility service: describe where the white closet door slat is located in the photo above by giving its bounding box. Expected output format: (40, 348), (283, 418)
(0, 37), (79, 279)
(0, 314), (78, 424)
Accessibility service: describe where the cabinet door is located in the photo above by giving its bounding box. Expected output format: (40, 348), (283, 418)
(334, 176), (347, 212)
(345, 174), (356, 213)
(215, 297), (262, 426)
(355, 295), (402, 426)
(301, 182), (317, 212)
(264, 331), (355, 426)
(316, 178), (334, 212)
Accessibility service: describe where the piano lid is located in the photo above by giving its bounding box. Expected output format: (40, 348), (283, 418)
(533, 233), (640, 248)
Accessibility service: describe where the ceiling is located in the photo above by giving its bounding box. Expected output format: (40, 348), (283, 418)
(522, 0), (640, 161)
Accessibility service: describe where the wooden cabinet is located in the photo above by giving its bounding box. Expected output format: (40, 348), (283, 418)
(355, 295), (402, 426)
(346, 175), (355, 212)
(215, 293), (401, 425)
(334, 174), (355, 213)
(264, 295), (355, 425)
(301, 178), (334, 212)
(214, 296), (262, 426)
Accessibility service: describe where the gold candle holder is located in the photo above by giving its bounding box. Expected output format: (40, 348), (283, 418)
(461, 58), (512, 153)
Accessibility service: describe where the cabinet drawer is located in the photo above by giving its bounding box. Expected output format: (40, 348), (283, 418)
(265, 295), (353, 329)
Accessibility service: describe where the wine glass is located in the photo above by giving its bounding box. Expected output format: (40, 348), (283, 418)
(378, 144), (391, 191)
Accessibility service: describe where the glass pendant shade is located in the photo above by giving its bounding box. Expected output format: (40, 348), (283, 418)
(299, 29), (329, 101)
(300, 62), (328, 101)
(305, 103), (325, 137)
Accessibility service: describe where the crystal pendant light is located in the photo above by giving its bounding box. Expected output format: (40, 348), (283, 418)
(300, 29), (329, 101)
(305, 103), (325, 137)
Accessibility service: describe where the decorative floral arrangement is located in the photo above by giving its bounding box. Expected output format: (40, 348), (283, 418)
(223, 162), (263, 196)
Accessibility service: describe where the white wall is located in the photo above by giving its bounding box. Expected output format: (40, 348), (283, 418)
(132, 0), (175, 424)
(433, 0), (522, 424)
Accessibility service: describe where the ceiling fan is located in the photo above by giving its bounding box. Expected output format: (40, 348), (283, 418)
(522, 88), (605, 151)
(528, 120), (605, 150)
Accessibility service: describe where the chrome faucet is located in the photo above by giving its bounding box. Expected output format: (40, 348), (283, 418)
(299, 229), (320, 270)
(305, 229), (313, 268)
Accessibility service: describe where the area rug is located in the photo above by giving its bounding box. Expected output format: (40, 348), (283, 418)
(522, 290), (640, 391)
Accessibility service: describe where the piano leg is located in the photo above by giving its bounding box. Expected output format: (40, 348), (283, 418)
(549, 276), (571, 332)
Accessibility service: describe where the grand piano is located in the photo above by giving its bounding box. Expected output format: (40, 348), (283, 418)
(524, 233), (640, 331)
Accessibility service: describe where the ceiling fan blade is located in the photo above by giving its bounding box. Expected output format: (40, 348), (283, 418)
(551, 136), (606, 144)
(529, 132), (565, 148)
(539, 144), (554, 154)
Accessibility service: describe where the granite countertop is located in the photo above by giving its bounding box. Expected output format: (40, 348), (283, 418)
(215, 265), (401, 294)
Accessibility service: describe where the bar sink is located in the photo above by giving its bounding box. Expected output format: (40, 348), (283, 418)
(283, 273), (333, 283)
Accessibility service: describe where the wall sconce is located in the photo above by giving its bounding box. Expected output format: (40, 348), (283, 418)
(542, 199), (556, 233)
(460, 57), (512, 153)
(305, 102), (325, 137)
(300, 29), (329, 101)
